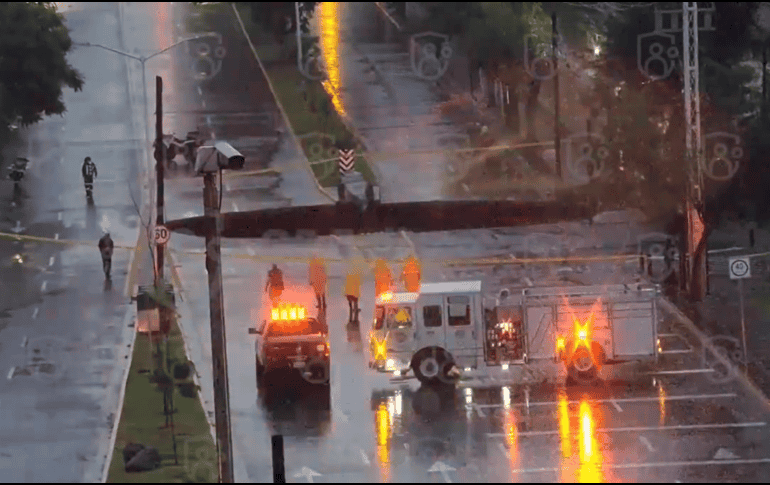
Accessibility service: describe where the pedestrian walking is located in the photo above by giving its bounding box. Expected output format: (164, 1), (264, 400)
(373, 258), (393, 298)
(400, 254), (421, 293)
(309, 254), (327, 311)
(81, 156), (97, 199)
(98, 232), (114, 279)
(265, 263), (284, 307)
(344, 264), (362, 323)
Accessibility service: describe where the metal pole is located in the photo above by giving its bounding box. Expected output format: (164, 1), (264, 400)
(296, 2), (303, 73)
(203, 172), (235, 483)
(552, 12), (561, 179)
(155, 76), (165, 285)
(142, 61), (150, 149)
(738, 278), (748, 369)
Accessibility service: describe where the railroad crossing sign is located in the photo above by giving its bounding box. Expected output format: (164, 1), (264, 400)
(728, 256), (750, 279)
(338, 149), (355, 174)
(154, 225), (170, 245)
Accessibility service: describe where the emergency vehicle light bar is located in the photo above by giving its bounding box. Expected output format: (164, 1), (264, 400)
(271, 304), (306, 321)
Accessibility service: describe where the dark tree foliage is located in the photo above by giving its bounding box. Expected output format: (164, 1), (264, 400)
(0, 2), (84, 128)
(241, 2), (317, 44)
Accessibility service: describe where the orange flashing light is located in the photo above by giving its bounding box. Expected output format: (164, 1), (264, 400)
(271, 303), (307, 322)
(556, 336), (566, 353)
(380, 291), (393, 302)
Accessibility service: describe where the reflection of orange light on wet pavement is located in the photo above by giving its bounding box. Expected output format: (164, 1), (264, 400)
(658, 381), (667, 426)
(319, 2), (346, 117)
(503, 408), (519, 472)
(375, 402), (391, 482)
(558, 390), (572, 459)
(577, 399), (604, 483)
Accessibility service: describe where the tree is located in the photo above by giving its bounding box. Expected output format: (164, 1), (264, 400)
(239, 2), (317, 44)
(0, 2), (84, 128)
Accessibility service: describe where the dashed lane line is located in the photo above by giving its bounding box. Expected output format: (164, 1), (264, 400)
(32, 307), (39, 319)
(639, 435), (656, 453)
(508, 457), (770, 475)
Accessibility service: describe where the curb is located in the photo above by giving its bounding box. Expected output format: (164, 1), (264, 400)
(659, 297), (770, 412)
(99, 304), (138, 483)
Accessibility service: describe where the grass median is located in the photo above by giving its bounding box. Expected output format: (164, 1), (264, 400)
(106, 317), (217, 483)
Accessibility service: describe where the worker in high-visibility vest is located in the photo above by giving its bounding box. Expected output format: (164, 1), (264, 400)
(373, 258), (393, 298)
(344, 262), (362, 323)
(308, 254), (327, 311)
(400, 254), (421, 293)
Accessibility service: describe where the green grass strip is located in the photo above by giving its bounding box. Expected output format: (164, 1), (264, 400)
(106, 318), (217, 483)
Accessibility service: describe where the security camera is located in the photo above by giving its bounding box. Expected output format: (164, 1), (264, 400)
(194, 141), (245, 174)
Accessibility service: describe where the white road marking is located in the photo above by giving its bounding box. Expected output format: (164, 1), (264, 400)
(49, 256), (55, 267)
(639, 435), (656, 453)
(486, 421), (765, 438)
(472, 403), (486, 417)
(20, 336), (27, 349)
(611, 399), (623, 412)
(471, 392), (737, 410)
(7, 367), (15, 380)
(54, 233), (59, 240)
(32, 307), (39, 319)
(197, 86), (203, 96)
(58, 212), (62, 221)
(231, 202), (239, 212)
(508, 457), (770, 474)
(41, 281), (47, 292)
(359, 448), (370, 466)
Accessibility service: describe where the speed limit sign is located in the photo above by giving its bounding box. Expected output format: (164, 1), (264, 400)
(154, 225), (170, 245)
(728, 256), (750, 279)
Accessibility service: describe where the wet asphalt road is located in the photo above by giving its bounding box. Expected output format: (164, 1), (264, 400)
(2, 2), (770, 483)
(0, 2), (155, 481)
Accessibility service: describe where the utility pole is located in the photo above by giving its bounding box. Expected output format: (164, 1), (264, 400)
(203, 172), (235, 483)
(154, 76), (165, 285)
(683, 2), (707, 301)
(552, 12), (561, 179)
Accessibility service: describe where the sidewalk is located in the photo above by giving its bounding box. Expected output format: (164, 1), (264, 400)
(330, 2), (468, 203)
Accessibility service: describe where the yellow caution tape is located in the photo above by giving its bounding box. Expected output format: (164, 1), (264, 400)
(2, 230), (648, 268)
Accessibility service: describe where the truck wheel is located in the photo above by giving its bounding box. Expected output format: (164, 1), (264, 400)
(256, 361), (265, 388)
(413, 348), (451, 386)
(567, 346), (598, 386)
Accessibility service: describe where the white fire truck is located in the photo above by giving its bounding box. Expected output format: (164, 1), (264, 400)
(368, 281), (660, 386)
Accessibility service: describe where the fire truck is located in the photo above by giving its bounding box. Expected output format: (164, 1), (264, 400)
(248, 287), (330, 390)
(368, 281), (660, 386)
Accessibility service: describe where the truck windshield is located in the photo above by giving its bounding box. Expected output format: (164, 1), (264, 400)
(267, 318), (325, 337)
(385, 306), (413, 329)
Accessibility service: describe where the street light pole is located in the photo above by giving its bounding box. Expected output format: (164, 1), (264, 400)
(73, 34), (220, 281)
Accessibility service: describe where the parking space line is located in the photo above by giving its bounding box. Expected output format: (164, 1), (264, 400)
(611, 399), (623, 412)
(639, 435), (656, 453)
(20, 336), (27, 349)
(197, 86), (203, 96)
(49, 256), (55, 267)
(58, 212), (62, 221)
(486, 421), (765, 438)
(41, 281), (47, 292)
(471, 392), (737, 410)
(7, 367), (15, 381)
(359, 448), (370, 466)
(508, 457), (770, 475)
(32, 307), (39, 319)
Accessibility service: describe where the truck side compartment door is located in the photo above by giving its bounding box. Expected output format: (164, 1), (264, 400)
(418, 294), (445, 351)
(445, 294), (477, 368)
(525, 305), (556, 360)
